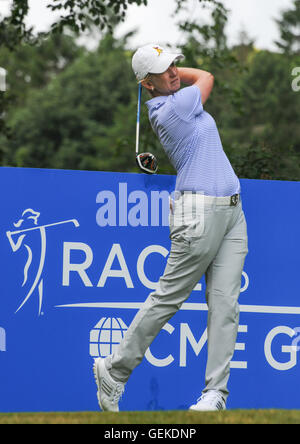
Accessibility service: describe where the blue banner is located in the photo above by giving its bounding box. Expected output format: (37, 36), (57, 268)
(0, 167), (299, 412)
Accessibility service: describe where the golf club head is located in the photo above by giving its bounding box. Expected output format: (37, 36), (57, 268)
(136, 152), (158, 174)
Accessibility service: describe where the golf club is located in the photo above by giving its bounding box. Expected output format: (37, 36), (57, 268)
(135, 82), (158, 174)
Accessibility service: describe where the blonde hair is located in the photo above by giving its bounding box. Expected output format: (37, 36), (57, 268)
(138, 73), (151, 84)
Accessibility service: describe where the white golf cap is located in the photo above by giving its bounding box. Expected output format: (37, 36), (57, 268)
(132, 44), (185, 82)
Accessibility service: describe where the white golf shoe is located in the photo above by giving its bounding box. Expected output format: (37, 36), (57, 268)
(93, 358), (125, 412)
(189, 390), (226, 411)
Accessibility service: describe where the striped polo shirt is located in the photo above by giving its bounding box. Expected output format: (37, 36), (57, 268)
(146, 85), (240, 197)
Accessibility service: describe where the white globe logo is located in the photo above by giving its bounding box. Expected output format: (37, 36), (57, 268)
(89, 317), (128, 358)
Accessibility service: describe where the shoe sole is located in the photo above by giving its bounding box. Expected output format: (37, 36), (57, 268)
(189, 407), (226, 411)
(189, 403), (226, 411)
(93, 358), (104, 411)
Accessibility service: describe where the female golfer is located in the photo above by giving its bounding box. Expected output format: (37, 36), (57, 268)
(93, 44), (248, 412)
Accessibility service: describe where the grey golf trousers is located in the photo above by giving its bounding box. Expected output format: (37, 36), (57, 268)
(106, 193), (248, 400)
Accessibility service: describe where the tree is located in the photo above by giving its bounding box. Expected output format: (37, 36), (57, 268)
(0, 31), (83, 107)
(222, 48), (300, 181)
(1, 33), (137, 171)
(0, 0), (147, 49)
(275, 0), (300, 55)
(1, 0), (299, 181)
(0, 0), (226, 50)
(0, 0), (220, 140)
(0, 30), (84, 157)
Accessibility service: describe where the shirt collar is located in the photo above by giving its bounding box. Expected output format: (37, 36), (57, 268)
(146, 95), (168, 110)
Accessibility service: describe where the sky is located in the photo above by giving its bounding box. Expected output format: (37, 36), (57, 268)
(0, 0), (296, 51)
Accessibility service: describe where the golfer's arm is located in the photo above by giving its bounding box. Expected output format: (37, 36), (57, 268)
(177, 67), (214, 104)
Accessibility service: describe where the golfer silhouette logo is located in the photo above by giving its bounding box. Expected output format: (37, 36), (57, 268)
(6, 209), (79, 316)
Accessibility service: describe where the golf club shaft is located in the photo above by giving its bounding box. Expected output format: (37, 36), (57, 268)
(135, 83), (142, 156)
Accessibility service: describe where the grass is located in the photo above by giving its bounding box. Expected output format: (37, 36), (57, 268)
(0, 410), (299, 424)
